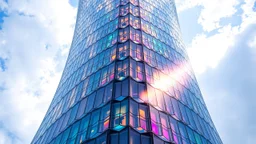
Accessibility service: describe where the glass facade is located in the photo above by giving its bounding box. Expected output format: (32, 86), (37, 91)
(32, 0), (222, 144)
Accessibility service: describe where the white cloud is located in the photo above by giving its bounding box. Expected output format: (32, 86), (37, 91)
(0, 0), (8, 10)
(176, 0), (256, 74)
(176, 0), (240, 31)
(0, 0), (76, 143)
(0, 130), (12, 144)
(187, 25), (239, 74)
(248, 36), (256, 48)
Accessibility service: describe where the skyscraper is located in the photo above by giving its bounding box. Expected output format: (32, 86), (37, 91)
(32, 0), (222, 143)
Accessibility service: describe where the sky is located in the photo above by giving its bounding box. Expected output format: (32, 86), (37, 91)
(0, 0), (255, 144)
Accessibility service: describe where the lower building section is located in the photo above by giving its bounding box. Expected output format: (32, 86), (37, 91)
(42, 93), (217, 144)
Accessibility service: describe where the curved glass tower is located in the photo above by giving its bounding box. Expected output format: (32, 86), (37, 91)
(32, 0), (222, 144)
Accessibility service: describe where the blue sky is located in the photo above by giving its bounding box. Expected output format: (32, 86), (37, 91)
(0, 0), (255, 144)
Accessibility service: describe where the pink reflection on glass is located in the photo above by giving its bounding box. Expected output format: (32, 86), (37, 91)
(151, 122), (159, 135)
(151, 61), (189, 100)
(140, 119), (147, 130)
(110, 74), (114, 81)
(103, 120), (109, 131)
(162, 128), (170, 140)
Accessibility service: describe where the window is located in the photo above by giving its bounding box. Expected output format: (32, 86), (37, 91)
(185, 106), (196, 130)
(171, 97), (182, 120)
(96, 133), (107, 144)
(85, 92), (96, 114)
(179, 102), (189, 124)
(119, 129), (128, 144)
(155, 88), (165, 111)
(116, 59), (129, 80)
(169, 116), (181, 144)
(153, 135), (164, 144)
(130, 15), (140, 29)
(115, 79), (129, 101)
(110, 133), (118, 144)
(119, 27), (129, 42)
(194, 132), (203, 144)
(120, 5), (129, 16)
(111, 100), (128, 131)
(130, 129), (141, 144)
(100, 63), (115, 86)
(110, 46), (117, 62)
(141, 135), (151, 144)
(130, 0), (139, 6)
(60, 110), (71, 132)
(53, 115), (65, 137)
(130, 27), (141, 44)
(77, 114), (90, 143)
(178, 122), (190, 144)
(92, 70), (101, 90)
(94, 88), (104, 108)
(88, 109), (100, 138)
(129, 4), (139, 16)
(60, 127), (71, 144)
(68, 88), (77, 108)
(118, 42), (129, 60)
(86, 75), (95, 95)
(130, 42), (142, 60)
(81, 78), (89, 98)
(160, 112), (170, 141)
(130, 100), (148, 132)
(145, 64), (153, 83)
(74, 81), (84, 103)
(143, 47), (157, 67)
(68, 121), (80, 143)
(120, 15), (129, 28)
(129, 79), (147, 102)
(104, 82), (113, 102)
(68, 103), (79, 125)
(130, 59), (144, 81)
(108, 18), (119, 33)
(76, 98), (87, 119)
(147, 84), (157, 106)
(150, 107), (162, 135)
(163, 94), (174, 116)
(99, 104), (111, 132)
(120, 0), (129, 5)
(186, 126), (196, 144)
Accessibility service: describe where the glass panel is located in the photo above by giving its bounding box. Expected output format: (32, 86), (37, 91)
(85, 92), (96, 114)
(130, 15), (140, 29)
(116, 59), (129, 80)
(78, 114), (90, 143)
(122, 79), (129, 97)
(60, 110), (71, 131)
(150, 107), (161, 135)
(95, 88), (104, 108)
(119, 129), (128, 144)
(69, 121), (80, 140)
(60, 127), (71, 144)
(119, 27), (129, 43)
(89, 109), (100, 138)
(130, 129), (141, 144)
(130, 79), (138, 98)
(68, 103), (79, 125)
(110, 133), (118, 144)
(104, 82), (113, 102)
(120, 15), (129, 28)
(141, 135), (151, 144)
(118, 42), (129, 60)
(96, 133), (107, 144)
(76, 98), (87, 119)
(99, 104), (111, 132)
(160, 112), (170, 140)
